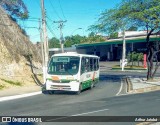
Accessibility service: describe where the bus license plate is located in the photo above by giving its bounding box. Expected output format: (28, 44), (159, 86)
(58, 87), (62, 90)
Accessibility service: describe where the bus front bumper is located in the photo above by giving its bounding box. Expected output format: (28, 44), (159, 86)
(46, 80), (80, 92)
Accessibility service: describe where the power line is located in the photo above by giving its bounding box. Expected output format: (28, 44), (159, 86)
(21, 26), (39, 29)
(58, 0), (66, 20)
(49, 0), (62, 20)
(46, 22), (57, 38)
(27, 17), (40, 20)
(30, 34), (40, 38)
(16, 18), (41, 22)
(46, 15), (59, 30)
(46, 15), (53, 22)
(35, 0), (41, 8)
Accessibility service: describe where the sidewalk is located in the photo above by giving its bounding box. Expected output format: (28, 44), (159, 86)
(0, 84), (42, 98)
(126, 77), (160, 93)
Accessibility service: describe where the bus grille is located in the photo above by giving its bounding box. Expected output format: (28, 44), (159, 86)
(51, 85), (71, 90)
(52, 80), (70, 83)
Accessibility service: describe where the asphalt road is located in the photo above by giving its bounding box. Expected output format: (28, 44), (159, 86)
(0, 72), (121, 116)
(0, 71), (160, 125)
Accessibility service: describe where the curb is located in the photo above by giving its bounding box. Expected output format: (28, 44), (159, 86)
(126, 77), (160, 94)
(112, 68), (147, 70)
(111, 69), (147, 72)
(126, 77), (133, 92)
(130, 86), (160, 93)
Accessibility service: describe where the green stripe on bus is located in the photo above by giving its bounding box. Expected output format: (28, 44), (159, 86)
(81, 78), (99, 90)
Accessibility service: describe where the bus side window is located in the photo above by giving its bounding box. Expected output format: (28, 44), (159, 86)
(85, 57), (90, 72)
(97, 58), (99, 70)
(93, 58), (97, 70)
(81, 57), (85, 74)
(90, 58), (93, 71)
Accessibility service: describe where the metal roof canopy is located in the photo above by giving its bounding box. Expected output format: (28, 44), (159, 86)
(76, 35), (160, 48)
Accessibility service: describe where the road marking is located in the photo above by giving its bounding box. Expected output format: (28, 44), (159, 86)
(72, 108), (109, 116)
(46, 116), (71, 122)
(46, 108), (109, 122)
(136, 122), (159, 125)
(0, 91), (41, 102)
(116, 80), (123, 96)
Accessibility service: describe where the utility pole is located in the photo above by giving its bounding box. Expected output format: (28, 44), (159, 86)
(40, 0), (48, 83)
(39, 19), (45, 83)
(53, 20), (67, 53)
(122, 28), (126, 71)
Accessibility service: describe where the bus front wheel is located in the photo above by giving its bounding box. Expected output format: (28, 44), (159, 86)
(48, 90), (54, 94)
(76, 84), (82, 95)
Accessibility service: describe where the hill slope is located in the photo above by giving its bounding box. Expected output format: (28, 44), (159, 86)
(0, 7), (42, 89)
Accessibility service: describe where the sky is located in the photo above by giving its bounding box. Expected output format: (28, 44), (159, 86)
(20, 0), (122, 43)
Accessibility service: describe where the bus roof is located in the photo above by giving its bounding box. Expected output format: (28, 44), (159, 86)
(51, 52), (99, 58)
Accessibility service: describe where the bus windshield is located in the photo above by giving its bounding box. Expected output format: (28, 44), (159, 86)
(48, 56), (80, 75)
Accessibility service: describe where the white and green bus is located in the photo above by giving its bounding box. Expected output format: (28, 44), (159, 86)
(45, 52), (99, 94)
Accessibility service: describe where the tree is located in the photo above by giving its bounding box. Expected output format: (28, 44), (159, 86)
(89, 0), (160, 80)
(127, 26), (138, 31)
(49, 34), (105, 49)
(64, 35), (84, 47)
(109, 32), (118, 39)
(124, 0), (160, 80)
(48, 37), (60, 48)
(0, 0), (28, 19)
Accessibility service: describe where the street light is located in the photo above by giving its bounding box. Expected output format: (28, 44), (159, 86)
(71, 28), (83, 36)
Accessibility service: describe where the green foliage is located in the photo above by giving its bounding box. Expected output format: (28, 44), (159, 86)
(89, 0), (160, 34)
(0, 78), (22, 86)
(49, 34), (106, 48)
(64, 35), (84, 47)
(48, 37), (60, 48)
(88, 32), (95, 37)
(127, 26), (138, 31)
(88, 0), (160, 80)
(127, 52), (143, 66)
(87, 34), (105, 43)
(1, 0), (29, 19)
(137, 53), (143, 62)
(109, 32), (118, 39)
(0, 85), (5, 90)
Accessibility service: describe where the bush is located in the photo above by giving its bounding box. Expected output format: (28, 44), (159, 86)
(127, 52), (143, 66)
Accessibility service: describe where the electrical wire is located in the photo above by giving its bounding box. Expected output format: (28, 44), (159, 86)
(49, 0), (62, 20)
(30, 34), (41, 38)
(46, 15), (58, 31)
(58, 0), (66, 20)
(46, 14), (53, 22)
(35, 0), (41, 9)
(46, 22), (58, 38)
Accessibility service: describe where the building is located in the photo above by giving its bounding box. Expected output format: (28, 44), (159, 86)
(49, 31), (160, 61)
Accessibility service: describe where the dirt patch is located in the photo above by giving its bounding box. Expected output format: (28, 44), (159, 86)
(0, 73), (43, 90)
